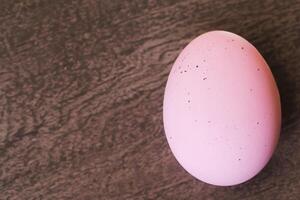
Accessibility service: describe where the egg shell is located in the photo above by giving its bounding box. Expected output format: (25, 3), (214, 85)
(163, 31), (281, 186)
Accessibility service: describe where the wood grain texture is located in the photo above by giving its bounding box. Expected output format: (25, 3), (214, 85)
(0, 0), (299, 199)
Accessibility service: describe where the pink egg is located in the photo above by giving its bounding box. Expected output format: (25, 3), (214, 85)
(163, 31), (281, 186)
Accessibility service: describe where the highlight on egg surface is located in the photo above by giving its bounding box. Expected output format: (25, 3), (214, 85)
(163, 31), (281, 186)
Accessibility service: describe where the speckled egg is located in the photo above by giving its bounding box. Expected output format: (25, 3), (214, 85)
(163, 31), (281, 186)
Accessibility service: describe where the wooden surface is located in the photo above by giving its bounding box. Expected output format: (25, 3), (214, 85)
(0, 0), (300, 199)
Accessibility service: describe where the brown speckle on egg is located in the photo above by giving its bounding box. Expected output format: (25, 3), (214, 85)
(203, 77), (207, 80)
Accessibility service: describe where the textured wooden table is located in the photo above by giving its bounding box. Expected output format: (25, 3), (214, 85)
(0, 0), (300, 199)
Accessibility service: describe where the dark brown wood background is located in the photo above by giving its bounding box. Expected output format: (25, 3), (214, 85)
(0, 0), (299, 199)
